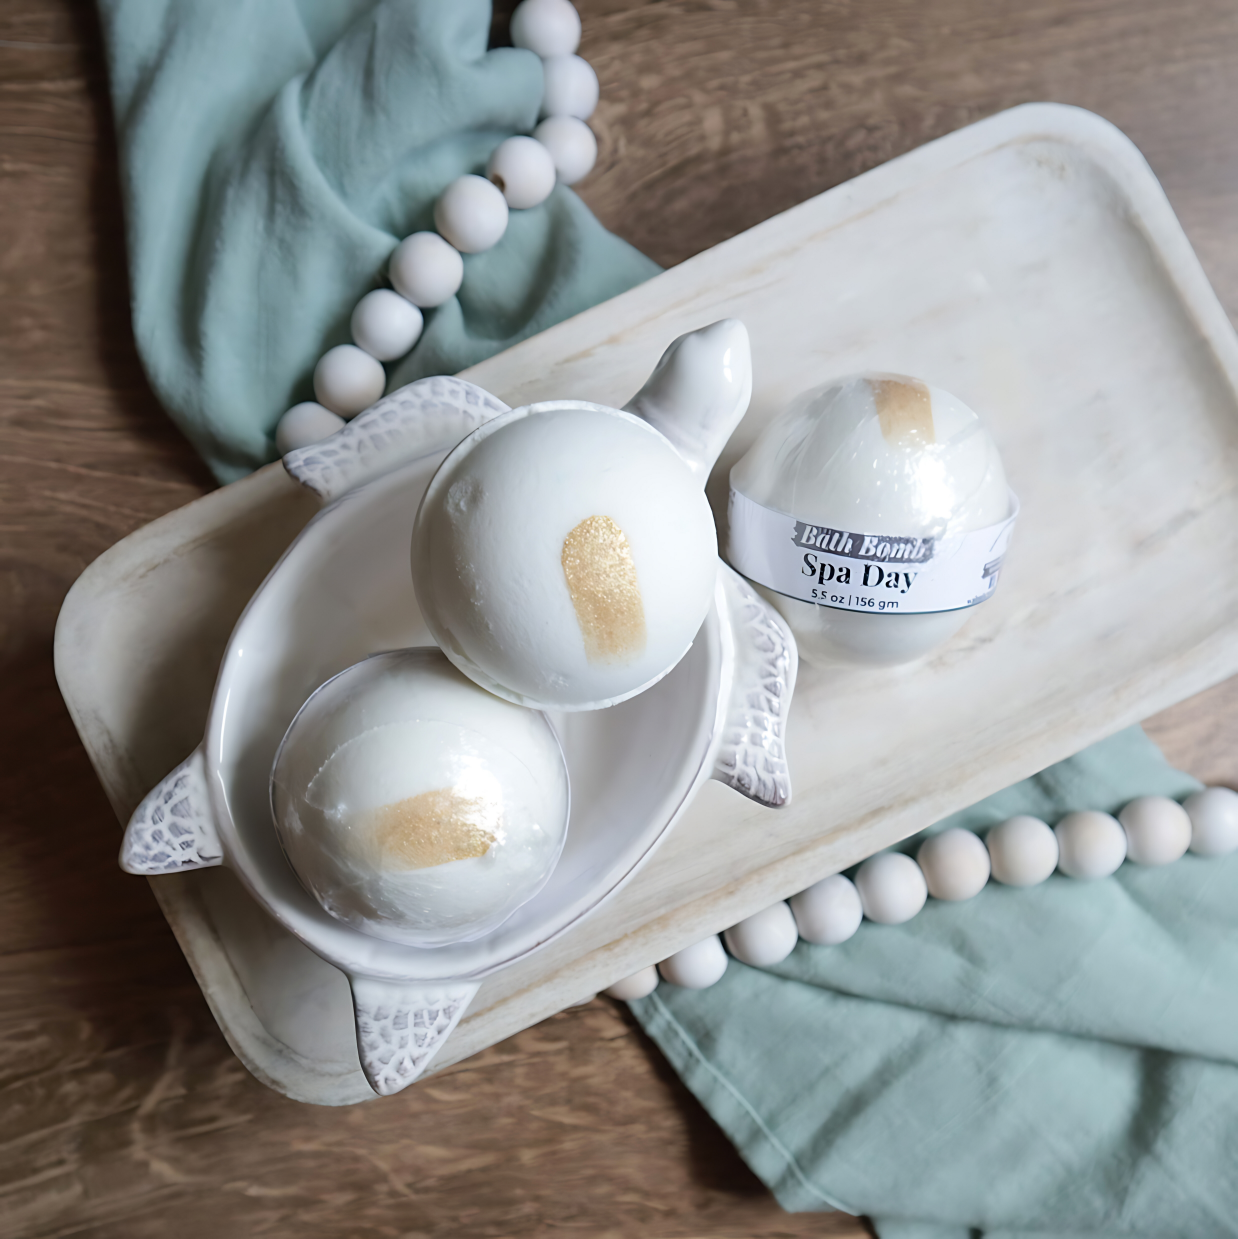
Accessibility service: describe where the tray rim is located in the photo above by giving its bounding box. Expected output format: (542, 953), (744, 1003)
(55, 102), (1238, 1103)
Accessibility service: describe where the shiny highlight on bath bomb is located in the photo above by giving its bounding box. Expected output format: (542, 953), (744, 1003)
(271, 649), (569, 947)
(413, 403), (718, 710)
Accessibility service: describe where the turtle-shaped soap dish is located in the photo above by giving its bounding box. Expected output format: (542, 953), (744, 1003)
(118, 319), (798, 1096)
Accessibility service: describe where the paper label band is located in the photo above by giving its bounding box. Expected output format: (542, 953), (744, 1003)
(726, 489), (1018, 615)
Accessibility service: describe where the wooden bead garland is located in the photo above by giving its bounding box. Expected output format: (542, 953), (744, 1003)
(275, 0), (600, 454)
(606, 786), (1238, 996)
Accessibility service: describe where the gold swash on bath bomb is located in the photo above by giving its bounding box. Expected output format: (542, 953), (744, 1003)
(369, 787), (498, 869)
(412, 402), (718, 710)
(560, 514), (647, 663)
(271, 649), (569, 947)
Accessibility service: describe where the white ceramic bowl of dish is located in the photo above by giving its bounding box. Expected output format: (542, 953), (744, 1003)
(117, 322), (797, 1096)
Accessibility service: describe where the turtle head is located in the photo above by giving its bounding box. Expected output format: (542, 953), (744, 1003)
(623, 319), (752, 484)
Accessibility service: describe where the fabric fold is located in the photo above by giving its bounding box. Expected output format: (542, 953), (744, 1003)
(97, 0), (659, 481)
(631, 727), (1238, 1236)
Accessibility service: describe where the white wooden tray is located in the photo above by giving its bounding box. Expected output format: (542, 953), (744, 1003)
(56, 104), (1238, 1104)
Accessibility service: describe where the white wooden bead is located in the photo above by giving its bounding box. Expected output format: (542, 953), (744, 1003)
(350, 289), (423, 361)
(604, 966), (658, 1000)
(916, 828), (991, 901)
(1184, 786), (1238, 856)
(511, 0), (580, 57)
(275, 402), (345, 455)
(487, 136), (557, 209)
(434, 174), (510, 253)
(789, 874), (863, 945)
(722, 902), (799, 967)
(312, 344), (385, 418)
(1118, 796), (1192, 866)
(533, 115), (597, 185)
(986, 815), (1059, 886)
(1054, 810), (1127, 879)
(657, 935), (728, 989)
(540, 53), (599, 120)
(854, 852), (928, 925)
(388, 231), (464, 307)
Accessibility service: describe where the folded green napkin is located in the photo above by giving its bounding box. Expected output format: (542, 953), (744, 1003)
(631, 726), (1238, 1238)
(97, 0), (659, 482)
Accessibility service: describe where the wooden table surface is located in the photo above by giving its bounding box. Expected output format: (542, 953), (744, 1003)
(3, 1), (1237, 1235)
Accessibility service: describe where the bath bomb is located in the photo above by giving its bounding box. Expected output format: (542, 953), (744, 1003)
(412, 402), (718, 710)
(729, 373), (1012, 667)
(271, 648), (569, 947)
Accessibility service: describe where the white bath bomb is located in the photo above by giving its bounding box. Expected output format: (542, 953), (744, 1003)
(789, 873), (863, 945)
(1054, 811), (1127, 880)
(730, 373), (1011, 667)
(985, 815), (1059, 886)
(412, 402), (718, 710)
(916, 827), (990, 901)
(271, 649), (569, 947)
(1118, 796), (1191, 866)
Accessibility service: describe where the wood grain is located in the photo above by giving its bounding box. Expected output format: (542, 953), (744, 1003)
(2, 0), (1236, 1235)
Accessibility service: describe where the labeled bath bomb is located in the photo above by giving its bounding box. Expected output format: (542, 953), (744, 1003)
(412, 402), (718, 710)
(271, 649), (569, 947)
(729, 373), (1013, 667)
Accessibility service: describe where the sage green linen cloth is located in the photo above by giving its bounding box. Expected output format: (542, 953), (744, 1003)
(97, 0), (659, 482)
(631, 726), (1238, 1237)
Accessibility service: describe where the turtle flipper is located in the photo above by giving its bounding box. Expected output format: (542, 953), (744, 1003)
(120, 746), (223, 874)
(713, 564), (797, 808)
(350, 976), (480, 1096)
(284, 375), (509, 502)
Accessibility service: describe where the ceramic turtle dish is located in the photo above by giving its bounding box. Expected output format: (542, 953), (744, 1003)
(118, 320), (798, 1097)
